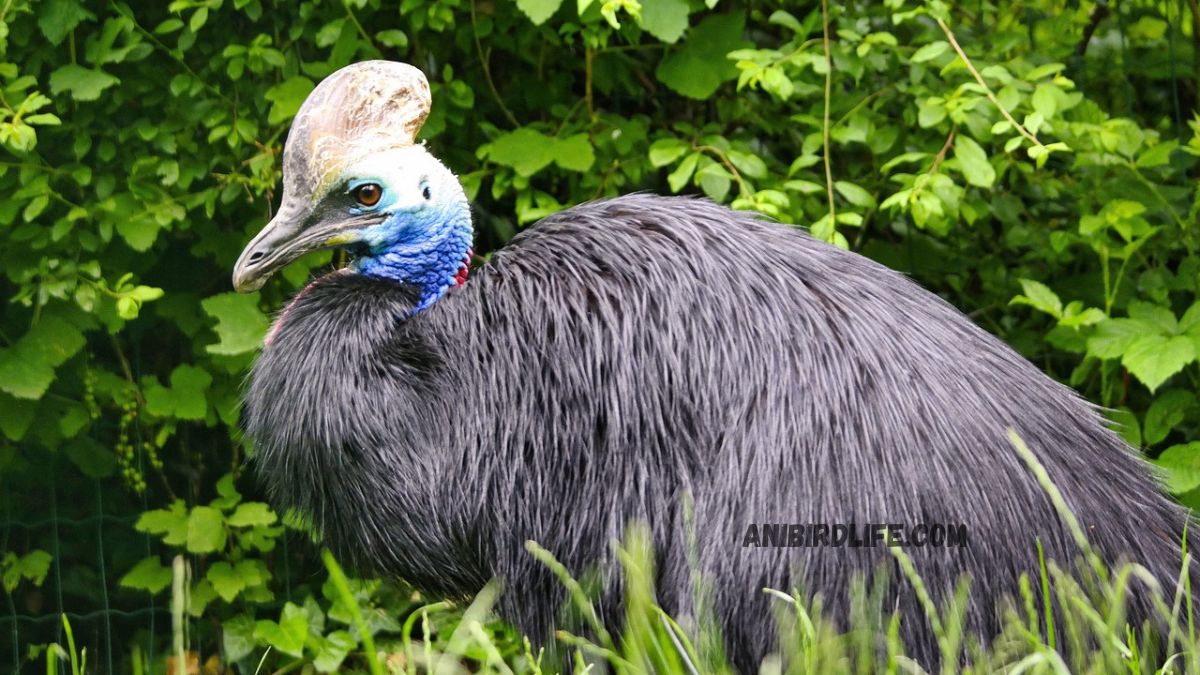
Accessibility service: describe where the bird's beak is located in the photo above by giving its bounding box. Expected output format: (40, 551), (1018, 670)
(232, 207), (372, 293)
(232, 212), (309, 293)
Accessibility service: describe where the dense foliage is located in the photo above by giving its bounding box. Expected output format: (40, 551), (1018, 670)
(1, 0), (1198, 671)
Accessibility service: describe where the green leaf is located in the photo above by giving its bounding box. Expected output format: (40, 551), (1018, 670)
(1154, 442), (1200, 494)
(727, 150), (768, 179)
(1031, 83), (1059, 119)
(135, 500), (189, 546)
(1122, 334), (1196, 392)
(375, 29), (408, 49)
(212, 473), (242, 510)
(1059, 306), (1106, 329)
(667, 153), (699, 192)
(833, 181), (876, 209)
(143, 364), (212, 421)
(223, 615), (258, 663)
(227, 502), (278, 528)
(0, 394), (35, 441)
(38, 0), (95, 46)
(1136, 140), (1178, 168)
(1010, 279), (1062, 319)
(485, 128), (556, 177)
(649, 138), (689, 167)
(697, 163), (731, 201)
(656, 12), (749, 100)
(202, 292), (269, 355)
(207, 561), (246, 602)
(917, 100), (946, 128)
(1087, 317), (1154, 359)
(1128, 300), (1178, 334)
(2, 550), (52, 592)
(1180, 301), (1200, 335)
(1144, 389), (1197, 446)
(189, 580), (218, 618)
(120, 556), (172, 594)
(953, 136), (996, 188)
(313, 630), (357, 672)
(767, 10), (803, 33)
(49, 64), (119, 102)
(265, 77), (315, 125)
(186, 506), (227, 553)
(639, 0), (689, 43)
(553, 133), (595, 172)
(912, 41), (949, 63)
(115, 215), (162, 252)
(254, 602), (309, 658)
(515, 0), (563, 25)
(0, 316), (85, 400)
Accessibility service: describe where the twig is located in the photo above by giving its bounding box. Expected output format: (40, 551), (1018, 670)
(341, 0), (379, 55)
(693, 143), (751, 197)
(1122, 161), (1194, 249)
(927, 128), (956, 176)
(107, 1), (236, 108)
(820, 0), (836, 224)
(470, 0), (520, 127)
(936, 17), (1045, 150)
(585, 47), (595, 120)
(832, 84), (894, 130)
(1074, 3), (1110, 57)
(108, 334), (142, 405)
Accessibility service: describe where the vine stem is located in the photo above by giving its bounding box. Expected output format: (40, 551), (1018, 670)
(471, 0), (519, 127)
(585, 47), (595, 120)
(936, 17), (1045, 150)
(107, 0), (236, 108)
(927, 128), (956, 176)
(820, 0), (836, 225)
(342, 0), (379, 55)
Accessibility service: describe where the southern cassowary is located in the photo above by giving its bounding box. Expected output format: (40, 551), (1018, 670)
(232, 61), (1194, 669)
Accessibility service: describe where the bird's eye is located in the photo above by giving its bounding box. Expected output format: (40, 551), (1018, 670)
(352, 183), (383, 207)
(421, 182), (432, 201)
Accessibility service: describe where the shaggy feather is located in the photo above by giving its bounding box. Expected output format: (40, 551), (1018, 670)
(245, 194), (1195, 671)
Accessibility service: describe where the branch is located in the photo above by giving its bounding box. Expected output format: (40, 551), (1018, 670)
(927, 128), (956, 176)
(470, 0), (520, 128)
(1074, 3), (1109, 57)
(936, 17), (1045, 150)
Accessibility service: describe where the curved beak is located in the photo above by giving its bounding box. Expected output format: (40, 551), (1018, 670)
(232, 213), (311, 293)
(232, 210), (382, 293)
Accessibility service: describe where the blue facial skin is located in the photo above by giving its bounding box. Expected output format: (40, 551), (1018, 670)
(348, 183), (473, 314)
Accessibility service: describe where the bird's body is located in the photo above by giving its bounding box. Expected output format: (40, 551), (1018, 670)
(245, 194), (1194, 670)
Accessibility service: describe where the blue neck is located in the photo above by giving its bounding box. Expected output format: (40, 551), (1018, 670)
(352, 203), (473, 313)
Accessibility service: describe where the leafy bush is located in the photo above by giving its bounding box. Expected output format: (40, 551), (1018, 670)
(0, 0), (1197, 671)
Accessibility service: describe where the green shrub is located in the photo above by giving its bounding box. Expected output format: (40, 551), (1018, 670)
(1, 0), (1197, 671)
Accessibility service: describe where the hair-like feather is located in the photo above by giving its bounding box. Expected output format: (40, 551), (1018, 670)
(245, 194), (1195, 670)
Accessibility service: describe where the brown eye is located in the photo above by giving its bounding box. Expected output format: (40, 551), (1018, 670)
(352, 183), (382, 207)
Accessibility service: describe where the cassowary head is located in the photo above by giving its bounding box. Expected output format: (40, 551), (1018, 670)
(232, 61), (472, 310)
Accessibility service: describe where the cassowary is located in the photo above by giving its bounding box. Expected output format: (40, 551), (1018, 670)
(232, 61), (1194, 669)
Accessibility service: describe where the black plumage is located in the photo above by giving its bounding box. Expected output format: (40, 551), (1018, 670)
(245, 194), (1194, 670)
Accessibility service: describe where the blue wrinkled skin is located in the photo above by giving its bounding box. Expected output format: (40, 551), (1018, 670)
(351, 199), (472, 312)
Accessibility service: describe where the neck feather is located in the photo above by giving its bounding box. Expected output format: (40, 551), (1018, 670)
(353, 204), (473, 312)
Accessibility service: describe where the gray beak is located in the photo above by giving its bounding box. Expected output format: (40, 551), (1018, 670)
(232, 213), (308, 293)
(232, 206), (387, 293)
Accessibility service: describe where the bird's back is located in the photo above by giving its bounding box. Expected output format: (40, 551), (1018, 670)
(440, 194), (1192, 665)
